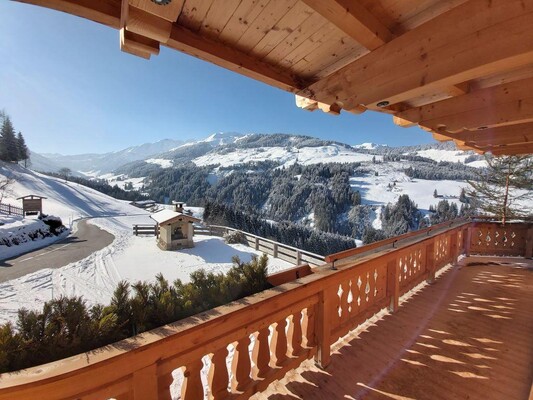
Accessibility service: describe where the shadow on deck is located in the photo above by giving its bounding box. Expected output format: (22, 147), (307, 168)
(254, 256), (533, 400)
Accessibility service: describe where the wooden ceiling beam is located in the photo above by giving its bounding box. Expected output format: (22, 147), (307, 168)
(486, 142), (533, 156)
(126, 5), (172, 43)
(16, 0), (121, 29)
(299, 0), (533, 110)
(120, 28), (159, 58)
(449, 123), (533, 146)
(166, 24), (308, 93)
(128, 0), (184, 22)
(400, 77), (533, 132)
(300, 0), (392, 50)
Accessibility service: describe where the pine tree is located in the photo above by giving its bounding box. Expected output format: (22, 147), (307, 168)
(467, 155), (533, 224)
(0, 116), (18, 162)
(16, 132), (29, 166)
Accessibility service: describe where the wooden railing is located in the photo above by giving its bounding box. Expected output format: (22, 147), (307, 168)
(194, 224), (326, 267)
(132, 224), (160, 236)
(0, 220), (530, 400)
(0, 202), (24, 216)
(468, 221), (533, 257)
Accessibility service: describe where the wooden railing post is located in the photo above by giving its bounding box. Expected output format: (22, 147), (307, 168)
(315, 287), (333, 369)
(465, 224), (472, 257)
(273, 243), (278, 258)
(296, 250), (301, 265)
(450, 232), (459, 266)
(255, 237), (259, 250)
(526, 225), (533, 259)
(386, 258), (399, 312)
(133, 364), (159, 400)
(425, 241), (435, 284)
(182, 360), (204, 400)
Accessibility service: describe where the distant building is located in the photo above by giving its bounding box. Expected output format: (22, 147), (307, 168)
(151, 207), (200, 250)
(130, 200), (156, 209)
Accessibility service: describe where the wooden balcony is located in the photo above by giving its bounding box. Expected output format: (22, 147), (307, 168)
(0, 220), (531, 400)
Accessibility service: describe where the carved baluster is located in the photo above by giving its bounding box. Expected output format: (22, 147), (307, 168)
(181, 359), (204, 400)
(209, 347), (229, 400)
(339, 281), (350, 324)
(231, 337), (252, 392)
(252, 327), (271, 379)
(271, 318), (288, 367)
(303, 305), (316, 348)
(157, 372), (174, 400)
(289, 311), (303, 356)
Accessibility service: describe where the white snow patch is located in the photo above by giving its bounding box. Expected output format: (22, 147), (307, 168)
(193, 145), (377, 167)
(146, 158), (173, 169)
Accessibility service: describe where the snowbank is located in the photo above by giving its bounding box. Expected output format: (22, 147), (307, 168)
(0, 216), (69, 261)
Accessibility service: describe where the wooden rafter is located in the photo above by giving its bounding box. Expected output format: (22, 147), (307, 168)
(448, 123), (533, 147)
(300, 0), (392, 50)
(128, 0), (184, 22)
(299, 0), (533, 110)
(486, 142), (533, 156)
(397, 76), (533, 132)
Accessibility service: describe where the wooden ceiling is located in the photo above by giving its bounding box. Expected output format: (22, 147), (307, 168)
(17, 0), (533, 155)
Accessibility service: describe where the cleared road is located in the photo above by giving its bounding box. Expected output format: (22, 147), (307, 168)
(0, 220), (114, 283)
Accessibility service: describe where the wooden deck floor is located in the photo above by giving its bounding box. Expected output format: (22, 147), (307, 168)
(253, 256), (533, 400)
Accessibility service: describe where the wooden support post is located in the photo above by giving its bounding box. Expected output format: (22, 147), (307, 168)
(273, 243), (278, 258)
(465, 225), (472, 257)
(315, 287), (333, 369)
(525, 225), (533, 259)
(386, 258), (399, 313)
(255, 237), (259, 251)
(296, 250), (301, 266)
(133, 364), (158, 400)
(425, 242), (435, 284)
(450, 232), (459, 266)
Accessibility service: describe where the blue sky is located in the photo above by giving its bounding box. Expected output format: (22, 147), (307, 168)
(0, 2), (434, 155)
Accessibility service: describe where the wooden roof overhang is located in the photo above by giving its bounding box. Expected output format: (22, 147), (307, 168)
(16, 0), (533, 155)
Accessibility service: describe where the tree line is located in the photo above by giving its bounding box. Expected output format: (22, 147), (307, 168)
(0, 111), (29, 165)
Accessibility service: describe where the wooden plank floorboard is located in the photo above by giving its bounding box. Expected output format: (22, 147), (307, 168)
(252, 256), (533, 400)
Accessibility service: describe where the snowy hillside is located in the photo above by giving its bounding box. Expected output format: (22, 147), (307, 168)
(0, 164), (292, 324)
(193, 144), (376, 167)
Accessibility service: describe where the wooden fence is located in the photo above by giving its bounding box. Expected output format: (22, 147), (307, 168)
(0, 202), (24, 217)
(194, 225), (326, 267)
(2, 219), (516, 400)
(133, 224), (159, 236)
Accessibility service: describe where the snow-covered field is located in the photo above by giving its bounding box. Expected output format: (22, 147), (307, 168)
(0, 163), (292, 324)
(193, 145), (377, 167)
(350, 162), (468, 211)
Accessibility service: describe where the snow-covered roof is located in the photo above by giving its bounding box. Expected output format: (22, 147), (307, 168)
(150, 209), (200, 224)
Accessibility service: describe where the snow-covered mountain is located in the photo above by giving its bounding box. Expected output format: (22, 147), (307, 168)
(32, 132), (484, 178)
(33, 138), (185, 175)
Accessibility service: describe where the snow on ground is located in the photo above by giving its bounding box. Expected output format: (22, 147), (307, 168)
(0, 164), (292, 324)
(350, 162), (468, 211)
(193, 145), (377, 167)
(415, 149), (485, 168)
(0, 216), (69, 260)
(146, 158), (174, 169)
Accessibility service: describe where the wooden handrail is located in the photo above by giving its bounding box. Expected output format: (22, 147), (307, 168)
(325, 217), (470, 263)
(0, 221), (528, 400)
